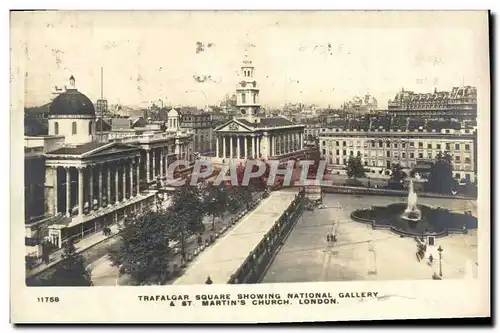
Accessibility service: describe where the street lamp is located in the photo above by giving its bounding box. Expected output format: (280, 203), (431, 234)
(437, 245), (443, 277)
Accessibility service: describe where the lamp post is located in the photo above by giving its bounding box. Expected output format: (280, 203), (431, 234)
(437, 245), (443, 277)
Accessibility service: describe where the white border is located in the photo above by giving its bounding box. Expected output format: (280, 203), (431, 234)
(3, 1), (497, 330)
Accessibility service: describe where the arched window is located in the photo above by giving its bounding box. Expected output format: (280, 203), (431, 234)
(54, 122), (59, 135)
(88, 121), (92, 135)
(242, 93), (246, 104)
(72, 121), (77, 135)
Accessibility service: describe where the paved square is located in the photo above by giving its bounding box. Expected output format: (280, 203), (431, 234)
(262, 194), (478, 283)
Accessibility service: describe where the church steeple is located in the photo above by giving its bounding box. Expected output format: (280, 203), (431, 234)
(236, 54), (260, 123)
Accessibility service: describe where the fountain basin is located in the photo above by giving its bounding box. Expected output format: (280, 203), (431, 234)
(351, 203), (477, 237)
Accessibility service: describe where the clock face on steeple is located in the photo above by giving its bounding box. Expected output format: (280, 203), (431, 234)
(240, 108), (247, 115)
(240, 81), (246, 87)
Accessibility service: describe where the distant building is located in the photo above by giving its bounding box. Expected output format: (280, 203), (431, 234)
(341, 93), (378, 114)
(168, 107), (214, 154)
(387, 86), (477, 119)
(96, 99), (108, 117)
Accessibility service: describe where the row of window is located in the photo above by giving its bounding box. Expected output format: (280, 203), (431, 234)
(317, 128), (471, 134)
(324, 148), (472, 163)
(322, 140), (471, 151)
(54, 121), (92, 136)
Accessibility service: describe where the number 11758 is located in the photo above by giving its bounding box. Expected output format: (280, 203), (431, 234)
(37, 297), (59, 303)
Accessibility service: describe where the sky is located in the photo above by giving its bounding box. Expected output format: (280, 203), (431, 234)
(12, 11), (489, 109)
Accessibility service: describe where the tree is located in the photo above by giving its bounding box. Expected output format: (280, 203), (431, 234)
(346, 156), (366, 179)
(203, 181), (229, 230)
(49, 240), (92, 286)
(165, 180), (206, 263)
(108, 211), (171, 285)
(388, 163), (406, 189)
(425, 152), (458, 194)
(390, 163), (406, 182)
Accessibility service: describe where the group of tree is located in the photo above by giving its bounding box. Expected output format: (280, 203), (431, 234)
(388, 163), (407, 189)
(345, 156), (366, 187)
(47, 241), (93, 286)
(346, 156), (366, 179)
(425, 152), (458, 194)
(108, 171), (262, 285)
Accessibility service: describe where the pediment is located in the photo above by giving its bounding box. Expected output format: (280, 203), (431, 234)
(215, 119), (253, 132)
(82, 143), (139, 158)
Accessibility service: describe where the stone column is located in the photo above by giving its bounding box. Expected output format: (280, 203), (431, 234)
(115, 163), (119, 203)
(107, 164), (111, 206)
(122, 162), (127, 201)
(252, 136), (256, 158)
(136, 158), (140, 196)
(274, 135), (277, 156)
(152, 148), (156, 178)
(229, 136), (234, 158)
(146, 149), (151, 183)
(300, 133), (304, 150)
(257, 136), (261, 158)
(66, 167), (71, 217)
(78, 167), (84, 217)
(53, 167), (58, 215)
(244, 136), (248, 158)
(89, 166), (93, 210)
(160, 149), (164, 179)
(236, 136), (241, 158)
(98, 164), (103, 208)
(216, 135), (220, 158)
(129, 159), (134, 196)
(222, 136), (226, 158)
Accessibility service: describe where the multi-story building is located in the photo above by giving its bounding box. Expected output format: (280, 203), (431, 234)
(214, 55), (307, 164)
(176, 108), (214, 154)
(95, 99), (108, 117)
(303, 121), (322, 144)
(387, 86), (477, 119)
(24, 76), (194, 254)
(318, 117), (476, 182)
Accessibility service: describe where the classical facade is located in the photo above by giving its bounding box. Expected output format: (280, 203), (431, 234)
(25, 76), (193, 252)
(214, 57), (306, 163)
(318, 117), (476, 182)
(387, 86), (477, 119)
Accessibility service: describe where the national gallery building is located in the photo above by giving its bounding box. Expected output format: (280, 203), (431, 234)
(24, 77), (194, 253)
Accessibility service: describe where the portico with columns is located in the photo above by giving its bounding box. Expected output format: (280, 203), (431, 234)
(214, 119), (305, 161)
(44, 142), (156, 245)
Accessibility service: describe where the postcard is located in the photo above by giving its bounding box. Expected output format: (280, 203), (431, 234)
(11, 10), (490, 323)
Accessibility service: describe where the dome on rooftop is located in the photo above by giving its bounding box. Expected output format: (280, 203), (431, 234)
(49, 76), (95, 117)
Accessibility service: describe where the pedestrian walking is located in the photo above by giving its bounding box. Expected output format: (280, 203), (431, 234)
(197, 235), (203, 247)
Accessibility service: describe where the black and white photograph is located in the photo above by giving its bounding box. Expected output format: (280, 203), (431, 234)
(10, 9), (490, 323)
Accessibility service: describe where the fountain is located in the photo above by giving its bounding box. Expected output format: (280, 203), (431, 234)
(350, 180), (477, 237)
(401, 180), (422, 221)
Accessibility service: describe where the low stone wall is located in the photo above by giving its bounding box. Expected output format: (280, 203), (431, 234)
(321, 185), (475, 201)
(350, 211), (466, 238)
(228, 190), (306, 284)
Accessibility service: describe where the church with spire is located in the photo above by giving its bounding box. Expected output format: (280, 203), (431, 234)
(214, 55), (306, 162)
